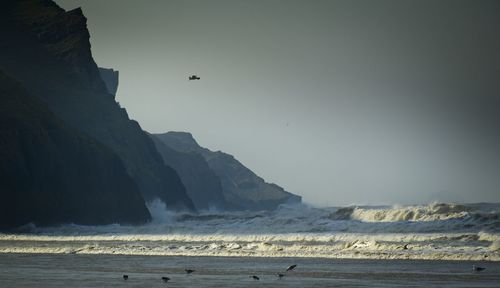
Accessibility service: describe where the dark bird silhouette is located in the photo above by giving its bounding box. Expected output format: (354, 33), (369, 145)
(250, 275), (260, 280)
(123, 275), (128, 280)
(277, 273), (285, 279)
(473, 265), (486, 272)
(162, 276), (171, 282)
(286, 264), (297, 272)
(189, 75), (200, 80)
(185, 269), (195, 274)
(403, 244), (409, 250)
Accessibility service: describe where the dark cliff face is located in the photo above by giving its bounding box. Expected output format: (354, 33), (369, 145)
(0, 71), (151, 229)
(0, 0), (195, 211)
(155, 132), (302, 211)
(98, 67), (119, 96)
(150, 134), (227, 211)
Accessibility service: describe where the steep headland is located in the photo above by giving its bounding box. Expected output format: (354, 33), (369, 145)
(98, 67), (119, 96)
(0, 71), (151, 229)
(0, 0), (194, 211)
(149, 134), (228, 211)
(155, 132), (302, 210)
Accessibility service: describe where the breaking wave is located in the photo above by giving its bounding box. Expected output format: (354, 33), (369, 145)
(354, 202), (471, 222)
(330, 202), (499, 223)
(1, 202), (499, 261)
(329, 202), (500, 231)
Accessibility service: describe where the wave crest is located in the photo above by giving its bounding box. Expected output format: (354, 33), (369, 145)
(329, 203), (487, 222)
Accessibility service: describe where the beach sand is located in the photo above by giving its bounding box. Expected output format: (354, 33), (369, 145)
(1, 253), (499, 287)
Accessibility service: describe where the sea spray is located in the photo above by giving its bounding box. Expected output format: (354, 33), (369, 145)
(1, 202), (498, 261)
(146, 198), (176, 224)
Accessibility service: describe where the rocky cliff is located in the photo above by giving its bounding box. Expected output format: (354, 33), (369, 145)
(0, 0), (195, 211)
(150, 134), (227, 211)
(155, 132), (302, 210)
(0, 71), (151, 229)
(98, 67), (119, 96)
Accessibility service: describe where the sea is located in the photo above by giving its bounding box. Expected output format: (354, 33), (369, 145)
(1, 202), (499, 287)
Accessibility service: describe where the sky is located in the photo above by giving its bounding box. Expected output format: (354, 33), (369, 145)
(56, 0), (500, 206)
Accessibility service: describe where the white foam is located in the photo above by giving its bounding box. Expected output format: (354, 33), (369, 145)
(350, 203), (471, 222)
(146, 198), (176, 224)
(0, 231), (498, 260)
(1, 202), (498, 261)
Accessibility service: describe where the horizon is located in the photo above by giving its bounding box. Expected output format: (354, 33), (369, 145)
(56, 0), (500, 206)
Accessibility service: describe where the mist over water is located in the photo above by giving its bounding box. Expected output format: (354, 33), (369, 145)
(146, 199), (175, 224)
(54, 0), (500, 206)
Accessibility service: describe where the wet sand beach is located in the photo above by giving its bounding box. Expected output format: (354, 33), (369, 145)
(1, 253), (499, 287)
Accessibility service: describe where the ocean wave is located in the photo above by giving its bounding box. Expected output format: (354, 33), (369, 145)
(1, 202), (499, 261)
(329, 202), (500, 226)
(0, 231), (498, 261)
(7, 202), (500, 235)
(2, 231), (499, 244)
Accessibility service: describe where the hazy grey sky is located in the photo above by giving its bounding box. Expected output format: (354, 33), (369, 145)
(56, 0), (500, 206)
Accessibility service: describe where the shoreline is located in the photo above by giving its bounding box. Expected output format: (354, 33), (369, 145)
(0, 247), (497, 262)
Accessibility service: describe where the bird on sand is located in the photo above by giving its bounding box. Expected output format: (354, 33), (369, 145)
(122, 275), (128, 280)
(473, 265), (486, 272)
(162, 276), (171, 282)
(277, 273), (285, 279)
(250, 275), (260, 280)
(286, 264), (297, 272)
(185, 269), (195, 274)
